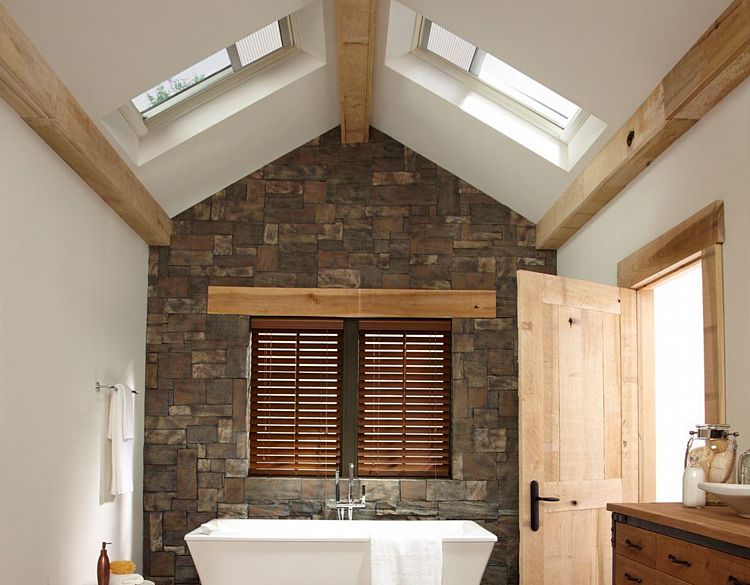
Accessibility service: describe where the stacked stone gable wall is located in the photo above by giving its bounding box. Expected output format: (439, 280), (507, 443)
(144, 127), (555, 585)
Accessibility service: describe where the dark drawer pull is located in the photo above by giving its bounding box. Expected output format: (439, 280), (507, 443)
(668, 554), (692, 567)
(624, 573), (642, 583)
(729, 576), (750, 585)
(624, 539), (643, 550)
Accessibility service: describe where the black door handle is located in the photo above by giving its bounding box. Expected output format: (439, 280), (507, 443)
(530, 480), (560, 531)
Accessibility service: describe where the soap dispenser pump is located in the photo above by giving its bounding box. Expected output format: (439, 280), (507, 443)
(97, 542), (111, 585)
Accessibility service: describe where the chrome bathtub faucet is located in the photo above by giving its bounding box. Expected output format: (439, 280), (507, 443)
(334, 463), (366, 520)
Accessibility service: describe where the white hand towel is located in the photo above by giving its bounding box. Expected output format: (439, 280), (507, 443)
(110, 574), (144, 585)
(370, 534), (442, 585)
(108, 384), (135, 495)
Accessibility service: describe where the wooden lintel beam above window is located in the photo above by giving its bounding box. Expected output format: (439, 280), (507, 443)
(0, 3), (172, 246)
(535, 0), (750, 250)
(616, 200), (724, 289)
(336, 0), (376, 144)
(207, 286), (496, 318)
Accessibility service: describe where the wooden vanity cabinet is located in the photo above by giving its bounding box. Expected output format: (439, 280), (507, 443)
(609, 503), (750, 585)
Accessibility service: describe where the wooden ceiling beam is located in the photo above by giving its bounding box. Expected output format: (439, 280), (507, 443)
(0, 3), (172, 246)
(336, 0), (376, 144)
(536, 0), (750, 250)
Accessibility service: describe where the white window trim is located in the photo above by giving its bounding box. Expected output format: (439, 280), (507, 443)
(118, 16), (298, 135)
(412, 16), (588, 144)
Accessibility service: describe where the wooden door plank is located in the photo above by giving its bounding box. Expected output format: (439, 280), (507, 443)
(582, 309), (606, 481)
(542, 274), (622, 314)
(540, 479), (623, 512)
(0, 4), (172, 245)
(558, 306), (585, 482)
(542, 303), (560, 483)
(603, 312), (623, 480)
(535, 1), (749, 250)
(336, 0), (376, 144)
(619, 288), (640, 502)
(518, 271), (546, 583)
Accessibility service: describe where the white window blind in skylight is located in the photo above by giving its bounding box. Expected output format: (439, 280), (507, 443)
(425, 22), (476, 71)
(418, 18), (584, 133)
(236, 22), (284, 67)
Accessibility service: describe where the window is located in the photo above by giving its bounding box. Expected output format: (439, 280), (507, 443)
(248, 319), (452, 478)
(121, 17), (294, 132)
(617, 200), (726, 502)
(358, 321), (452, 478)
(249, 319), (343, 476)
(415, 18), (587, 140)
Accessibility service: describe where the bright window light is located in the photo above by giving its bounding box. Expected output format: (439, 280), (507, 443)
(128, 17), (292, 121)
(477, 54), (581, 129)
(653, 263), (705, 502)
(131, 50), (231, 114)
(417, 18), (585, 135)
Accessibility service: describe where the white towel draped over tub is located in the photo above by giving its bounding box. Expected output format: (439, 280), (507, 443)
(108, 383), (135, 495)
(370, 533), (443, 585)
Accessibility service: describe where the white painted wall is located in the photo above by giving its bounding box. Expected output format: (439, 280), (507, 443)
(0, 100), (148, 584)
(558, 78), (750, 448)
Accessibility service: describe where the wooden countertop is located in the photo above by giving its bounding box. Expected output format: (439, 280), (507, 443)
(608, 503), (750, 550)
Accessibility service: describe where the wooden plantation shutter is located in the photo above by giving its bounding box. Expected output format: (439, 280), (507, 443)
(358, 320), (451, 477)
(249, 318), (343, 476)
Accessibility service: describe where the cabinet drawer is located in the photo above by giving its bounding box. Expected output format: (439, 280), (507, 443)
(656, 534), (709, 585)
(711, 550), (750, 585)
(616, 524), (657, 567)
(615, 554), (692, 585)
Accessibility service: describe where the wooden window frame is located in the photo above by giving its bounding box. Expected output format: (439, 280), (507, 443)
(248, 317), (452, 479)
(616, 200), (725, 501)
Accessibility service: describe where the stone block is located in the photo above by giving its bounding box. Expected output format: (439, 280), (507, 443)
(174, 379), (205, 405)
(159, 353), (191, 379)
(150, 551), (175, 577)
(223, 477), (245, 504)
(218, 503), (249, 518)
(186, 425), (217, 444)
(318, 269), (361, 288)
(245, 478), (302, 501)
(146, 430), (186, 445)
(176, 448), (198, 499)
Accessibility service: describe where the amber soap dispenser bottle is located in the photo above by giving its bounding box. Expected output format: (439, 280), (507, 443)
(97, 542), (111, 585)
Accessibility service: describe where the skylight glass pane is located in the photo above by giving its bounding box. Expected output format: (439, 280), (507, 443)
(236, 22), (283, 68)
(425, 23), (476, 71)
(131, 49), (231, 113)
(477, 54), (581, 129)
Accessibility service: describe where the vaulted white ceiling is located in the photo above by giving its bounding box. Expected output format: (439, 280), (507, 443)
(2, 0), (731, 220)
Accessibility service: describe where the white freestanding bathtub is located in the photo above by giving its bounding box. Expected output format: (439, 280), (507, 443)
(185, 519), (497, 585)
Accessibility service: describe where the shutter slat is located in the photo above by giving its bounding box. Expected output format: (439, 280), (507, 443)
(250, 320), (343, 476)
(357, 321), (451, 478)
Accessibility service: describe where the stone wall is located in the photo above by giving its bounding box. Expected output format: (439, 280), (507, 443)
(144, 127), (555, 585)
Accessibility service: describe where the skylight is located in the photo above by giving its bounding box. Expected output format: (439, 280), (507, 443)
(417, 20), (585, 136)
(129, 19), (292, 122)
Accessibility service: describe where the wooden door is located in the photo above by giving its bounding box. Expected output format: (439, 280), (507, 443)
(518, 271), (639, 585)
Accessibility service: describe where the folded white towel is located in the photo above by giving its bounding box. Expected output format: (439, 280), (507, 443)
(370, 534), (442, 585)
(108, 383), (135, 495)
(110, 574), (144, 585)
